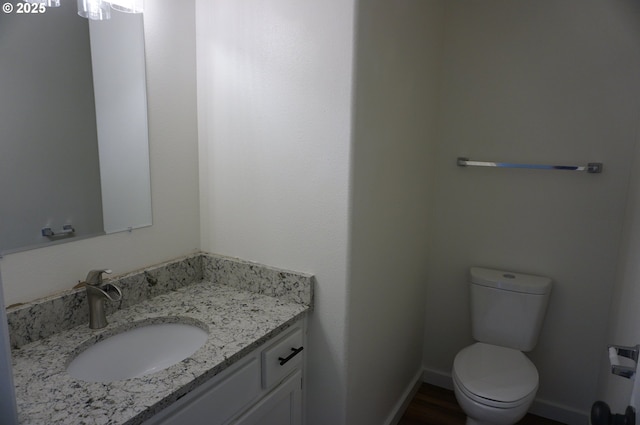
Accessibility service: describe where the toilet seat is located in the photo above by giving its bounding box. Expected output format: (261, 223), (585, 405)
(453, 342), (538, 409)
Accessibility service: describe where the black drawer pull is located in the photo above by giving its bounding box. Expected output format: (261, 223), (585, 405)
(278, 346), (304, 366)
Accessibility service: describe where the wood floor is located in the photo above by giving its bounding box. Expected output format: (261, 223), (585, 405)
(397, 383), (566, 425)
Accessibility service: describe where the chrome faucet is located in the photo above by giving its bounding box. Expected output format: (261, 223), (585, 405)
(84, 269), (122, 329)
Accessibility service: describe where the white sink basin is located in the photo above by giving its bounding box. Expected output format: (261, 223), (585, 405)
(67, 322), (208, 382)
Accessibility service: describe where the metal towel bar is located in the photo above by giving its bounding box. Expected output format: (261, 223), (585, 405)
(457, 157), (603, 174)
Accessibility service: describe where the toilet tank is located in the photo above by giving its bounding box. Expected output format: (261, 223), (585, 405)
(470, 267), (552, 352)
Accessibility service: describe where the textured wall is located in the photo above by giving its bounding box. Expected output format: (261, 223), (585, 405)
(347, 1), (443, 423)
(423, 1), (640, 422)
(195, 1), (355, 423)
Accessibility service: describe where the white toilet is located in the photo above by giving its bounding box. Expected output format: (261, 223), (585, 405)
(452, 267), (552, 425)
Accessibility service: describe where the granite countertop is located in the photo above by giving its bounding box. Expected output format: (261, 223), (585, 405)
(11, 280), (309, 425)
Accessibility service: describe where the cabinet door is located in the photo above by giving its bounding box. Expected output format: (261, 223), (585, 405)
(232, 370), (302, 425)
(145, 356), (261, 425)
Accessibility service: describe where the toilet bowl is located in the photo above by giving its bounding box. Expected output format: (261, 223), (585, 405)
(452, 342), (538, 425)
(452, 267), (552, 425)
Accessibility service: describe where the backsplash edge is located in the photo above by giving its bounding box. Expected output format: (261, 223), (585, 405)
(6, 252), (313, 349)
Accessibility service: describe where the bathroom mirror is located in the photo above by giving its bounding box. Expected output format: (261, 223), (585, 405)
(0, 0), (152, 255)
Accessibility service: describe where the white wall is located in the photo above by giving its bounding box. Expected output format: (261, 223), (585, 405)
(598, 114), (640, 414)
(1, 0), (200, 306)
(346, 1), (443, 424)
(423, 1), (640, 422)
(195, 1), (355, 424)
(597, 3), (640, 408)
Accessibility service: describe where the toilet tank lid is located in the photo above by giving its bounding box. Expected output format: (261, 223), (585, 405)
(470, 267), (552, 295)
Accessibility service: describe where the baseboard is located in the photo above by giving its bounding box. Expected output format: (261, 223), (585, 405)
(422, 366), (454, 391)
(421, 367), (589, 425)
(384, 368), (423, 425)
(530, 398), (589, 425)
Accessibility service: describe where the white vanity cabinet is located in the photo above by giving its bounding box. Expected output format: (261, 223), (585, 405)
(231, 370), (302, 425)
(144, 319), (305, 425)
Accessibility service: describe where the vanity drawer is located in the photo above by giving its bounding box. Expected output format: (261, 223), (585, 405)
(262, 326), (304, 389)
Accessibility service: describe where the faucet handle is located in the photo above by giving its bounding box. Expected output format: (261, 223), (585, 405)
(85, 269), (112, 286)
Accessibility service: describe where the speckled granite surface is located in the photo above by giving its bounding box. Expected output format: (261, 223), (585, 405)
(7, 252), (314, 425)
(7, 254), (203, 349)
(7, 252), (313, 349)
(202, 253), (314, 306)
(11, 281), (309, 425)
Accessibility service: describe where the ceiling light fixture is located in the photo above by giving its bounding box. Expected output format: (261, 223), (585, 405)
(28, 0), (143, 21)
(26, 0), (61, 7)
(77, 0), (111, 21)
